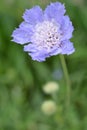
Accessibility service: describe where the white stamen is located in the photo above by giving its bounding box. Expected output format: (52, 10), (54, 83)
(31, 20), (61, 51)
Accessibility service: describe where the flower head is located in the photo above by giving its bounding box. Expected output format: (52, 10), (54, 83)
(12, 2), (75, 62)
(43, 81), (59, 94)
(41, 100), (57, 115)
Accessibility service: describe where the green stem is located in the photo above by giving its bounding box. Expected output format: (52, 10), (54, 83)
(59, 54), (71, 108)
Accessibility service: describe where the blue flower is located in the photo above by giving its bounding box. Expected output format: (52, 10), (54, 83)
(12, 2), (75, 62)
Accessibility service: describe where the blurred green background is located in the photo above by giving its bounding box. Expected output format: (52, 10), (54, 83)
(0, 0), (87, 130)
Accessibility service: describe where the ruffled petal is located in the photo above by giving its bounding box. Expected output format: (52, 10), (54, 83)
(23, 6), (43, 24)
(24, 44), (49, 61)
(29, 50), (49, 62)
(61, 40), (75, 55)
(19, 22), (34, 31)
(44, 2), (65, 23)
(12, 22), (34, 44)
(24, 44), (38, 52)
(61, 16), (74, 40)
(12, 28), (31, 44)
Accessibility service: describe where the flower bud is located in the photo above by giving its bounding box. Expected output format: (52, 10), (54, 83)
(43, 81), (59, 94)
(41, 100), (57, 115)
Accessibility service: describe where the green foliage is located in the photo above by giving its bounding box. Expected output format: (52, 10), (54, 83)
(0, 0), (87, 129)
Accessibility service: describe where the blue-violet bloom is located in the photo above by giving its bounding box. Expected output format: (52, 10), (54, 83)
(12, 2), (75, 62)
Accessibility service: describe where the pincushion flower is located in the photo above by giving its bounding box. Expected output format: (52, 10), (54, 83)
(12, 2), (75, 62)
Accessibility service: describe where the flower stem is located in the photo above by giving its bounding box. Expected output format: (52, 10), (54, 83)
(59, 54), (71, 109)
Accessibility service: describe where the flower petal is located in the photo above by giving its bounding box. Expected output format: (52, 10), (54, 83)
(29, 51), (48, 62)
(61, 16), (74, 40)
(24, 44), (38, 52)
(24, 44), (49, 61)
(19, 22), (34, 31)
(61, 40), (75, 55)
(23, 6), (43, 24)
(12, 23), (33, 44)
(44, 2), (65, 23)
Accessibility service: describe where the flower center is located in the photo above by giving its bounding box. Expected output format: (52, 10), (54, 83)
(31, 20), (61, 51)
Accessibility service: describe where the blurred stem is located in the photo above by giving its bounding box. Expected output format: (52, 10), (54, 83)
(59, 54), (71, 109)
